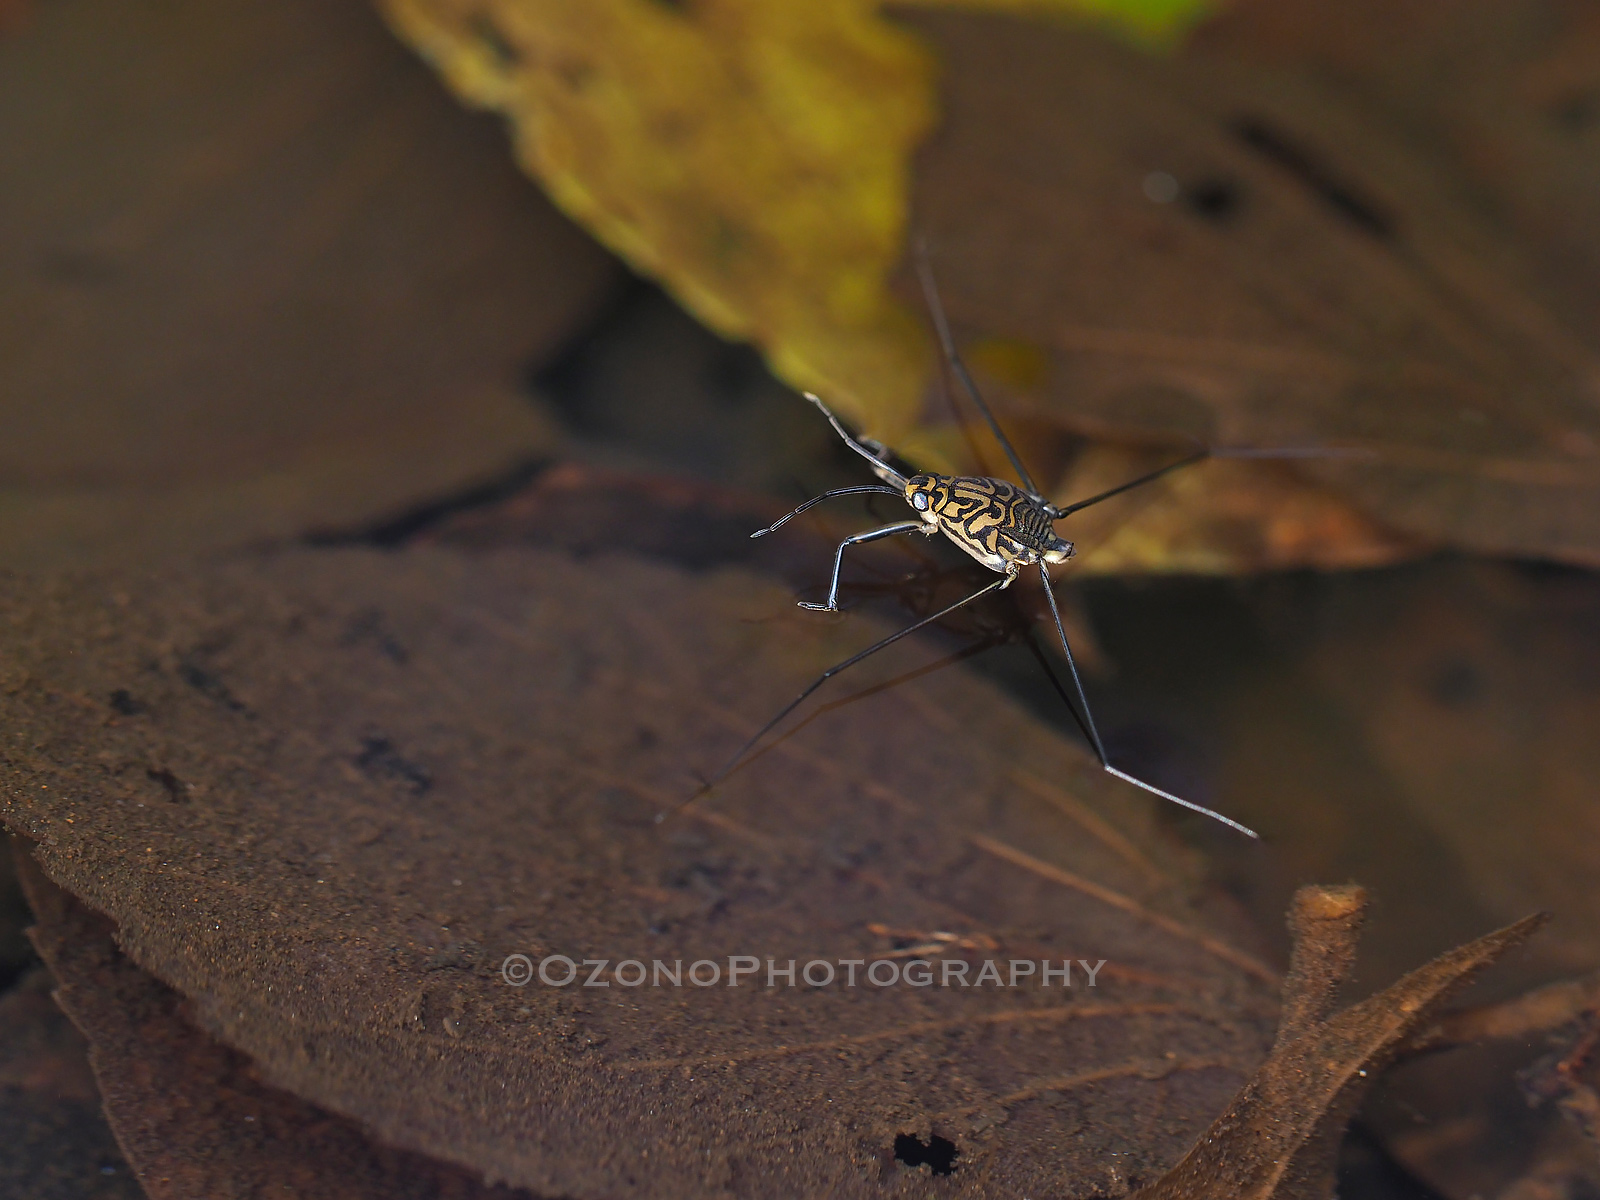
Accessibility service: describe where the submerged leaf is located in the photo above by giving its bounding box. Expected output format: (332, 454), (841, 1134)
(907, 8), (1600, 567)
(0, 963), (140, 1199)
(1196, 0), (1600, 346)
(1211, 560), (1600, 990)
(1130, 885), (1545, 1200)
(1072, 555), (1600, 1195)
(0, 497), (1281, 1197)
(0, 0), (617, 569)
(14, 842), (531, 1200)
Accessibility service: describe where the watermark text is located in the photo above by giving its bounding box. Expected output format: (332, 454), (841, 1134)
(501, 954), (1106, 989)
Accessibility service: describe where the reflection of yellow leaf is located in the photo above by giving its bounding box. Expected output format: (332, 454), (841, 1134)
(378, 0), (1209, 446)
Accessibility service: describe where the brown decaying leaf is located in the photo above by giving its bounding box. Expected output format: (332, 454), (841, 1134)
(1229, 560), (1600, 987)
(0, 964), (141, 1199)
(1521, 1007), (1600, 1145)
(413, 461), (813, 580)
(1393, 967), (1600, 1200)
(905, 8), (1600, 567)
(1091, 555), (1600, 1198)
(1194, 0), (1600, 345)
(1130, 884), (1545, 1200)
(0, 827), (31, 983)
(1379, 972), (1600, 1198)
(0, 0), (618, 569)
(0, 521), (1282, 1197)
(13, 840), (534, 1200)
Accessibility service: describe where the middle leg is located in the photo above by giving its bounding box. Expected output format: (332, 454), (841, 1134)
(799, 521), (931, 612)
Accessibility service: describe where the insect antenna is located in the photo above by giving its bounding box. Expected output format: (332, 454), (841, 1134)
(661, 572), (1013, 821)
(803, 393), (908, 488)
(913, 245), (1044, 499)
(1034, 560), (1259, 838)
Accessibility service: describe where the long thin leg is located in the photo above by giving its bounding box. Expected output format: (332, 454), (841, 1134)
(1020, 628), (1099, 752)
(914, 247), (1044, 499)
(921, 250), (996, 481)
(1050, 442), (1377, 519)
(665, 572), (1015, 818)
(1036, 561), (1259, 838)
(1050, 449), (1208, 518)
(751, 485), (905, 539)
(800, 522), (929, 612)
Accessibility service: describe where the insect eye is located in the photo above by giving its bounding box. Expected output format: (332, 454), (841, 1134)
(912, 493), (929, 511)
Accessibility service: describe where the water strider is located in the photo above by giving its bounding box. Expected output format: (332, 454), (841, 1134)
(673, 258), (1363, 839)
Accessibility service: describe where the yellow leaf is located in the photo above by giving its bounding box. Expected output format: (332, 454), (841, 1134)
(378, 0), (1210, 446)
(378, 0), (1442, 575)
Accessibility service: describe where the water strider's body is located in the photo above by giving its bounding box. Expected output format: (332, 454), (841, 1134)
(904, 472), (1075, 573)
(674, 254), (1356, 839)
(778, 395), (1097, 614)
(717, 391), (1260, 838)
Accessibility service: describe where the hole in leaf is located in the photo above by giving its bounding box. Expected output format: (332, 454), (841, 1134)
(108, 689), (146, 716)
(894, 1133), (958, 1176)
(146, 767), (188, 803)
(355, 736), (433, 795)
(1425, 658), (1481, 709)
(1550, 90), (1599, 133)
(177, 658), (247, 713)
(1183, 178), (1241, 222)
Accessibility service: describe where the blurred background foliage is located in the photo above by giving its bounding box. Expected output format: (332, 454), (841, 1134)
(377, 0), (1216, 452)
(380, 0), (1600, 575)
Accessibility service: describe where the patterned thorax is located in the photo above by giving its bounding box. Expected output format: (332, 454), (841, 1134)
(905, 473), (1074, 573)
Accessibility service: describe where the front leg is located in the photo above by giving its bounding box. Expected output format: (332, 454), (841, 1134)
(799, 522), (931, 612)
